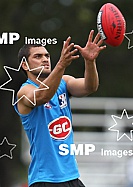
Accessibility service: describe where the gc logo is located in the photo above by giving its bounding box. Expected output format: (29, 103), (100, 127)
(48, 116), (71, 140)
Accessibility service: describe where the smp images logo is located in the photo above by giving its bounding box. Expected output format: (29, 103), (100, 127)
(108, 109), (133, 141)
(0, 32), (20, 44)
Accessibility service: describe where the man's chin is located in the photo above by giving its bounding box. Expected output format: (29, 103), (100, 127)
(39, 71), (51, 78)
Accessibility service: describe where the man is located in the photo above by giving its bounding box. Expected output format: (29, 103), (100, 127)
(14, 30), (106, 187)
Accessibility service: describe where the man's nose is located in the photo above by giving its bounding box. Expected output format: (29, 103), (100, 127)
(42, 55), (48, 62)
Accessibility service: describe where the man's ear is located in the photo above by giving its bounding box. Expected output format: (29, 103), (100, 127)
(22, 61), (29, 71)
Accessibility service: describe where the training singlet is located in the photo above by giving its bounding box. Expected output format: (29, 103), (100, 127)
(14, 78), (80, 186)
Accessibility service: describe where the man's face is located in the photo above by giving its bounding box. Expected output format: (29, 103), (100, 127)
(27, 46), (51, 78)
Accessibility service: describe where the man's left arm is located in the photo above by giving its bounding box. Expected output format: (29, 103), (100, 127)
(63, 30), (106, 97)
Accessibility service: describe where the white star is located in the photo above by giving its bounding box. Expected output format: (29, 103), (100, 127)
(124, 30), (133, 49)
(0, 137), (16, 159)
(108, 109), (133, 141)
(0, 56), (49, 106)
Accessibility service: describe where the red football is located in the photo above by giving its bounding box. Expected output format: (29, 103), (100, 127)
(97, 3), (126, 47)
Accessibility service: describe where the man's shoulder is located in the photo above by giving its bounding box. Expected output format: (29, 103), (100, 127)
(17, 82), (37, 104)
(62, 75), (75, 84)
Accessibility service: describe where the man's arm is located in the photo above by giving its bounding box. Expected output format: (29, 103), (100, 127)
(17, 37), (79, 113)
(63, 30), (106, 97)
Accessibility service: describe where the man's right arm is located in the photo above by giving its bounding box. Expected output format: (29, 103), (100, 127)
(17, 37), (79, 114)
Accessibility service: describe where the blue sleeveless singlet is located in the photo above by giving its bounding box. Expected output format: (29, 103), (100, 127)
(14, 78), (79, 186)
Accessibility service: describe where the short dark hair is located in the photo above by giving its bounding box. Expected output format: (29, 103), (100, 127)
(18, 44), (43, 75)
(18, 44), (43, 63)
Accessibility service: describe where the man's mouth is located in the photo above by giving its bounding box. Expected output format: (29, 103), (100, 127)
(42, 64), (49, 69)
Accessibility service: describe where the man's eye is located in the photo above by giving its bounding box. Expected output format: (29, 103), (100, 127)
(46, 54), (50, 58)
(35, 55), (41, 58)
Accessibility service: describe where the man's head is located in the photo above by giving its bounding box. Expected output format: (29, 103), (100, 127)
(18, 44), (51, 78)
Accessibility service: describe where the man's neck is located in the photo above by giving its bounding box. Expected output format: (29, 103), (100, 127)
(27, 74), (46, 85)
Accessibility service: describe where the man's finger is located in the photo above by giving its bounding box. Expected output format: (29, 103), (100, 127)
(70, 48), (78, 56)
(100, 45), (107, 51)
(88, 30), (94, 43)
(74, 45), (82, 52)
(93, 32), (101, 44)
(64, 36), (71, 48)
(97, 39), (104, 46)
(65, 43), (75, 53)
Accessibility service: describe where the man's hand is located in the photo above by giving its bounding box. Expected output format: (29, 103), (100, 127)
(58, 36), (79, 68)
(74, 30), (106, 62)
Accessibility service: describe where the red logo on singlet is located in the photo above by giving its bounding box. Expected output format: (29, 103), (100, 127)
(48, 116), (71, 140)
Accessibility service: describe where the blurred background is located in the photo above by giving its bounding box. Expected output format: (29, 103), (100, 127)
(0, 0), (133, 186)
